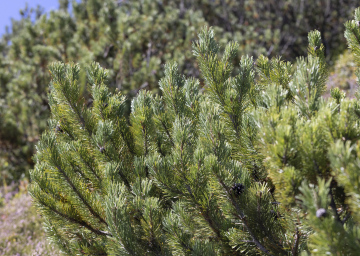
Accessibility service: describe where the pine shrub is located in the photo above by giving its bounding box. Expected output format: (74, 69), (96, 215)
(29, 6), (360, 256)
(2, 0), (360, 184)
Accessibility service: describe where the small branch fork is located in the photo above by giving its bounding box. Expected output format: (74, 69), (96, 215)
(292, 228), (300, 256)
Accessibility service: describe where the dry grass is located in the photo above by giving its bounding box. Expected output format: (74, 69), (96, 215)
(0, 181), (60, 256)
(326, 50), (358, 98)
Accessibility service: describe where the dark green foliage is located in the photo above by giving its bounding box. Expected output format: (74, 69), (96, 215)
(1, 0), (360, 184)
(29, 6), (360, 255)
(30, 36), (289, 255)
(255, 9), (360, 254)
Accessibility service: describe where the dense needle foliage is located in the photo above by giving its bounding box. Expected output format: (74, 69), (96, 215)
(29, 7), (360, 255)
(1, 0), (359, 184)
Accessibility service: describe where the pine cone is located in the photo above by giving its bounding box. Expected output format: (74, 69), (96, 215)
(231, 183), (245, 196)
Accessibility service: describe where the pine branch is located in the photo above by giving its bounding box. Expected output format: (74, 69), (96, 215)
(77, 151), (102, 183)
(41, 200), (111, 237)
(184, 184), (235, 254)
(292, 228), (300, 256)
(161, 119), (174, 147)
(329, 189), (341, 223)
(218, 178), (275, 255)
(55, 164), (107, 226)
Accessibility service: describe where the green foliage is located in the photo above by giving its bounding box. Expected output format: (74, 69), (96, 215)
(255, 8), (360, 255)
(2, 0), (360, 185)
(29, 6), (360, 255)
(30, 30), (287, 254)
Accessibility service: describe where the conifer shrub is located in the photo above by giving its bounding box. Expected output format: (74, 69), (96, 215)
(2, 0), (360, 185)
(28, 5), (360, 256)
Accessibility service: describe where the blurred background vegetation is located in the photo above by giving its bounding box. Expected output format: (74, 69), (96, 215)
(0, 0), (359, 254)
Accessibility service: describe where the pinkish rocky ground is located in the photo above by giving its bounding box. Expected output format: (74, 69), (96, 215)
(0, 182), (60, 256)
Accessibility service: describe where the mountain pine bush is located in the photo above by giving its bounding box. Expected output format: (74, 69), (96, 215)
(2, 0), (360, 184)
(29, 7), (360, 255)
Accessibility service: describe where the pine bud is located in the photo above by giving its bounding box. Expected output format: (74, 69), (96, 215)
(314, 46), (319, 51)
(316, 208), (327, 218)
(230, 183), (245, 196)
(100, 147), (105, 154)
